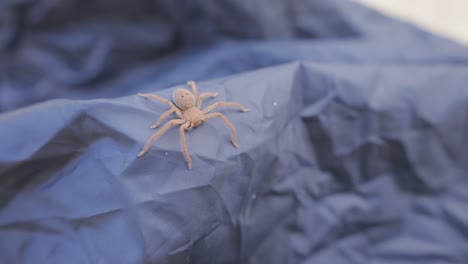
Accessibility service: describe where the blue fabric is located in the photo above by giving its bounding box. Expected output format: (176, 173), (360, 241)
(1, 0), (468, 263)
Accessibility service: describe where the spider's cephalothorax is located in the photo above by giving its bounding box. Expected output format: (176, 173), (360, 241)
(137, 81), (248, 169)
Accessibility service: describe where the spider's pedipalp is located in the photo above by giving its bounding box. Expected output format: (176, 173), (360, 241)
(187, 122), (194, 130)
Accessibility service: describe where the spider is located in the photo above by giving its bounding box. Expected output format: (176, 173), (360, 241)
(137, 81), (249, 169)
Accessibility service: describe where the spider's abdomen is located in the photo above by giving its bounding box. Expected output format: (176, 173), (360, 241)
(183, 108), (205, 126)
(173, 89), (195, 110)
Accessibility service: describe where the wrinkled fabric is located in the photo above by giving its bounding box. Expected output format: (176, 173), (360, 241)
(1, 0), (468, 263)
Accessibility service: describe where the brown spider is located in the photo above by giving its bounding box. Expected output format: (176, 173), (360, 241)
(137, 81), (249, 169)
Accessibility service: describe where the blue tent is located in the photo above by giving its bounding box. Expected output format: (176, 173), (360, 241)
(1, 0), (467, 263)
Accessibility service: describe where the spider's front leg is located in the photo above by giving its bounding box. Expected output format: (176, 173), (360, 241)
(138, 93), (183, 116)
(150, 108), (184, 129)
(197, 93), (218, 109)
(187, 81), (197, 103)
(138, 119), (185, 157)
(179, 122), (192, 169)
(202, 102), (248, 114)
(204, 112), (239, 148)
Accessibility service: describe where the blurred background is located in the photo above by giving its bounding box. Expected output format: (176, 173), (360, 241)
(1, 0), (467, 113)
(355, 0), (468, 45)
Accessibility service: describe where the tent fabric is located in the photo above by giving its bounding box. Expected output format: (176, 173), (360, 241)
(1, 0), (468, 263)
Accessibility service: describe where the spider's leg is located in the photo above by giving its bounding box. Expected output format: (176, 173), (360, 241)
(138, 119), (185, 157)
(202, 102), (248, 114)
(137, 93), (183, 116)
(196, 92), (218, 109)
(205, 112), (238, 148)
(151, 108), (175, 129)
(187, 81), (197, 104)
(179, 122), (192, 169)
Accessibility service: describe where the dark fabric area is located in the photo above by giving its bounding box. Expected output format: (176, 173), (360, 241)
(2, 0), (467, 112)
(1, 0), (468, 263)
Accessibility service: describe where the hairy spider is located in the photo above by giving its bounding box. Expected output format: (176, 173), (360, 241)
(137, 81), (248, 169)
